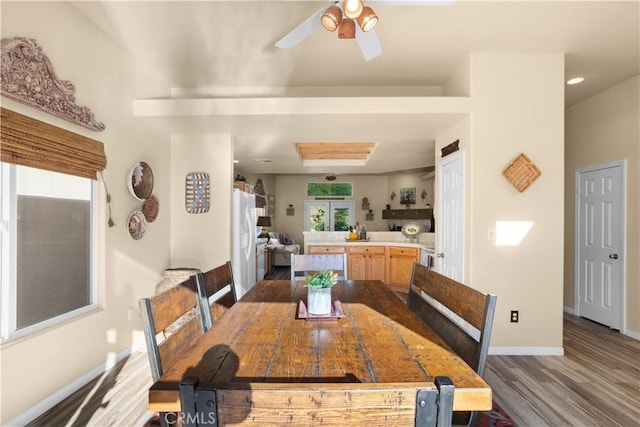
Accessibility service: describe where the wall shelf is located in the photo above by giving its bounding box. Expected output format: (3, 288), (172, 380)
(382, 208), (432, 220)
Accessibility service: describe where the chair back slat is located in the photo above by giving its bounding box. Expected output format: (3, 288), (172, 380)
(410, 263), (488, 331)
(407, 263), (497, 376)
(140, 274), (205, 382)
(196, 261), (237, 329)
(407, 263), (496, 426)
(157, 314), (205, 372)
(147, 279), (200, 333)
(291, 253), (348, 281)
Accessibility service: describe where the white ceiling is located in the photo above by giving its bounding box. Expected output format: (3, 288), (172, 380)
(70, 0), (639, 175)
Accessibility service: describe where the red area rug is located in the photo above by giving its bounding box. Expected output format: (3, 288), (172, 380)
(473, 400), (516, 426)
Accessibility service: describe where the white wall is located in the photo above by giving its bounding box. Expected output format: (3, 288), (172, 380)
(565, 75), (640, 336)
(438, 53), (565, 353)
(170, 135), (233, 270)
(1, 2), (172, 422)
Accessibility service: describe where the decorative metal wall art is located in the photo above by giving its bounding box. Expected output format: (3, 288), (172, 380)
(185, 172), (210, 214)
(441, 139), (460, 158)
(0, 37), (105, 131)
(361, 197), (370, 210)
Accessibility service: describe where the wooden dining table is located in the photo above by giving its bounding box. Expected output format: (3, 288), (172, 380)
(148, 279), (492, 426)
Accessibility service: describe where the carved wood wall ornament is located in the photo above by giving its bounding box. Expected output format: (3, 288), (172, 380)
(1, 37), (105, 131)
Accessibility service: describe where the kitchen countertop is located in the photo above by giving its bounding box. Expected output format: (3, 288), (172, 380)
(308, 241), (435, 250)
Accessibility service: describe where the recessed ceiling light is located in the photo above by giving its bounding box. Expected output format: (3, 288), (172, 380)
(233, 160), (239, 163)
(567, 77), (584, 85)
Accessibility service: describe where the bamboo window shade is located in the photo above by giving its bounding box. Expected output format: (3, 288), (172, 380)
(0, 108), (106, 179)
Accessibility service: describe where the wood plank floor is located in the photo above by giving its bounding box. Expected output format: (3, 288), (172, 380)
(26, 288), (639, 426)
(485, 314), (640, 427)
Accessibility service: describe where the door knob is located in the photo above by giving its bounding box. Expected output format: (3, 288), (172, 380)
(437, 253), (445, 258)
(609, 253), (619, 260)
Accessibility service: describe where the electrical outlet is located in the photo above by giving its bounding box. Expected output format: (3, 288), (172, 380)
(510, 310), (519, 323)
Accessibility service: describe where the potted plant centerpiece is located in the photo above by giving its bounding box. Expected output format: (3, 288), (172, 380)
(305, 270), (338, 315)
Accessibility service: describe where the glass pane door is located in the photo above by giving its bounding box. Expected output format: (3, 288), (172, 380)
(305, 201), (329, 231)
(330, 202), (353, 231)
(304, 201), (354, 231)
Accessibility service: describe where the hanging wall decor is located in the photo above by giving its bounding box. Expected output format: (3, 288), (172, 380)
(142, 195), (159, 222)
(503, 153), (541, 193)
(254, 178), (266, 208)
(185, 171), (210, 213)
(127, 210), (147, 240)
(361, 197), (370, 210)
(400, 187), (416, 205)
(441, 139), (460, 158)
(0, 37), (105, 131)
(127, 161), (154, 201)
(286, 204), (295, 216)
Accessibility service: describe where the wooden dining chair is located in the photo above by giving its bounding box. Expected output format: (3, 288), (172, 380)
(407, 262), (497, 426)
(194, 261), (237, 330)
(140, 275), (206, 382)
(290, 253), (348, 281)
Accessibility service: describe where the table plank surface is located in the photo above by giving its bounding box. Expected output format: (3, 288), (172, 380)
(149, 280), (491, 420)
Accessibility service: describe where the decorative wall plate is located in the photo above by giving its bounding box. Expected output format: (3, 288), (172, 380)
(185, 172), (210, 214)
(128, 210), (147, 240)
(127, 161), (154, 201)
(401, 221), (421, 238)
(142, 195), (159, 222)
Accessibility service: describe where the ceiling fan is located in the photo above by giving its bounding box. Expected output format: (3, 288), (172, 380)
(275, 0), (383, 62)
(275, 0), (453, 62)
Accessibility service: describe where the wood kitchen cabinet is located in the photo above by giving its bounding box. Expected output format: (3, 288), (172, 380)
(347, 246), (386, 281)
(387, 246), (419, 290)
(308, 245), (345, 254)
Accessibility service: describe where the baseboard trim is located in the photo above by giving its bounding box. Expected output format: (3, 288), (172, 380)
(623, 328), (640, 340)
(563, 305), (575, 315)
(488, 346), (564, 356)
(6, 346), (132, 427)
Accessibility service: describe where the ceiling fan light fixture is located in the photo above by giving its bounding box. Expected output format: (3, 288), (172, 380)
(321, 5), (343, 31)
(343, 0), (363, 19)
(338, 18), (356, 39)
(357, 6), (378, 32)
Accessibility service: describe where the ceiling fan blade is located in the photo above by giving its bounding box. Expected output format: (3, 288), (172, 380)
(275, 7), (326, 49)
(356, 26), (383, 62)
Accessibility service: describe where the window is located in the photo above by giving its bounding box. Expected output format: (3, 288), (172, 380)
(306, 182), (353, 197)
(1, 163), (97, 341)
(304, 201), (355, 232)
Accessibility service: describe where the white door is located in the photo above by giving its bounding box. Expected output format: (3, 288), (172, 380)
(576, 161), (625, 330)
(437, 151), (464, 281)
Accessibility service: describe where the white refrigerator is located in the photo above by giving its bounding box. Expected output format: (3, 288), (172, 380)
(232, 189), (257, 300)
